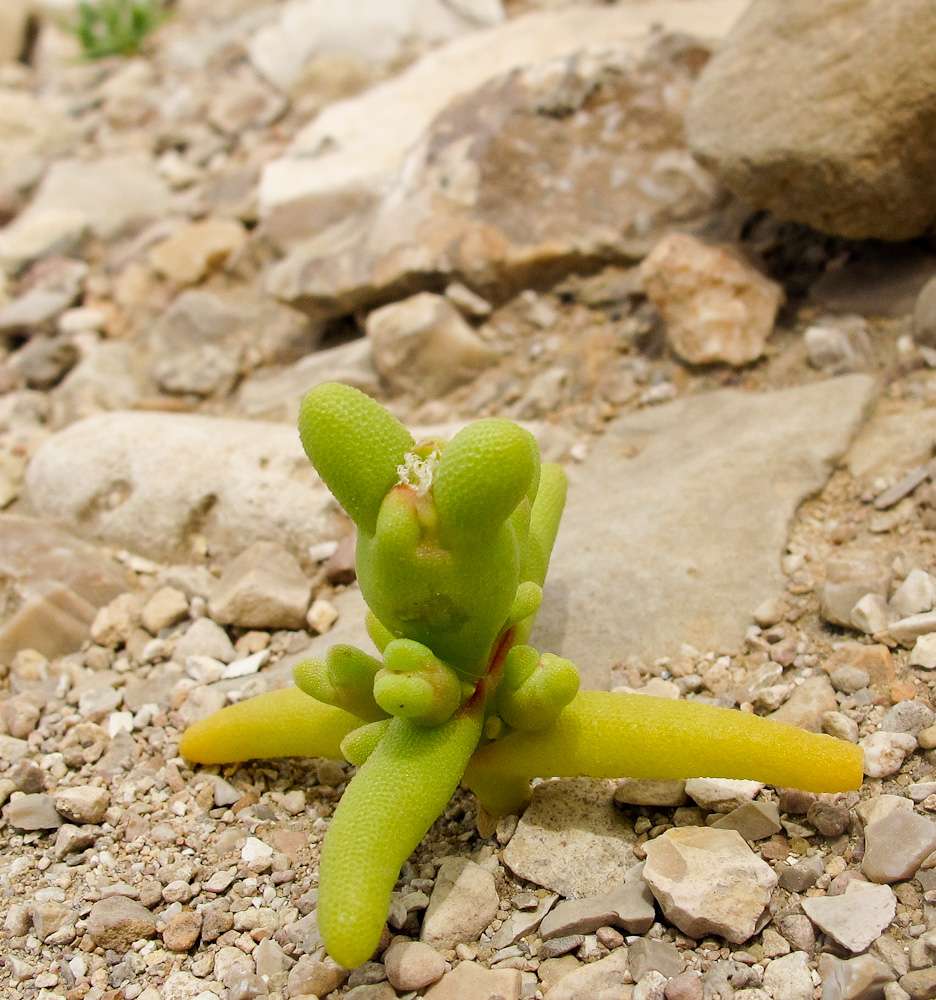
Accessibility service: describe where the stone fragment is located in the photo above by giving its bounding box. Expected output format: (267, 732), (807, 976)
(806, 799), (850, 837)
(860, 731), (917, 778)
(489, 893), (557, 949)
(777, 855), (823, 893)
(639, 233), (782, 366)
(684, 778), (763, 813)
(0, 209), (89, 270)
(539, 863), (654, 938)
(0, 733), (29, 764)
(855, 795), (913, 830)
(3, 155), (171, 244)
(90, 593), (143, 649)
(23, 411), (339, 564)
(502, 778), (636, 898)
(909, 634), (936, 669)
(801, 883), (896, 952)
(821, 643), (895, 704)
(540, 948), (630, 1000)
(174, 617), (236, 665)
(384, 941), (446, 992)
(53, 786), (109, 825)
(236, 338), (379, 424)
(899, 971), (936, 1000)
(711, 801), (782, 841)
(804, 322), (869, 372)
(150, 219), (248, 286)
(628, 939), (686, 981)
(891, 570), (936, 618)
(820, 561), (891, 629)
(881, 700), (935, 735)
(4, 793), (63, 830)
(206, 66), (287, 135)
(141, 587), (189, 634)
(29, 900), (76, 945)
(2, 696), (40, 738)
(763, 952), (812, 1000)
(420, 857), (499, 951)
(208, 541), (311, 630)
(86, 896), (158, 951)
(863, 811), (936, 884)
(666, 970), (705, 1000)
(423, 959), (520, 1000)
(11, 337), (79, 390)
(829, 667), (871, 695)
(366, 293), (497, 401)
(615, 778), (688, 807)
(0, 80), (77, 210)
(685, 0), (936, 241)
(287, 954), (349, 997)
(643, 827), (778, 944)
(162, 911), (203, 952)
(50, 340), (146, 428)
(817, 954), (895, 1000)
(850, 594), (892, 635)
(888, 611), (936, 648)
(306, 598), (338, 634)
(534, 376), (874, 682)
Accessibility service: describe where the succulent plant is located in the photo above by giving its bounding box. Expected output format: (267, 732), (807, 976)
(180, 382), (863, 969)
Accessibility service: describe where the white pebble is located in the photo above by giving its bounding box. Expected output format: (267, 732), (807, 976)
(860, 731), (918, 777)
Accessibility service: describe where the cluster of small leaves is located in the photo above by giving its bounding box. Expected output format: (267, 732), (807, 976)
(72, 0), (168, 59)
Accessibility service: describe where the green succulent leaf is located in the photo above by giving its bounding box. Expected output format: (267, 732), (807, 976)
(298, 382), (413, 536)
(432, 419), (539, 547)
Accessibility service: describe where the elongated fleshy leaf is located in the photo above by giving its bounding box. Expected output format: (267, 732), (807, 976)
(178, 687), (361, 764)
(299, 382), (413, 536)
(432, 419), (539, 547)
(465, 690), (864, 816)
(318, 710), (483, 968)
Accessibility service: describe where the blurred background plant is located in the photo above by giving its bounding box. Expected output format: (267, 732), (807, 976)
(72, 0), (170, 59)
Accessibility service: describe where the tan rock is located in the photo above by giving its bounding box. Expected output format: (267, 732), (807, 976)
(150, 219), (248, 286)
(502, 778), (637, 898)
(420, 857), (499, 951)
(423, 960), (520, 1000)
(384, 940), (446, 992)
(639, 233), (782, 366)
(23, 411), (339, 564)
(686, 0), (936, 240)
(263, 10), (744, 319)
(86, 896), (157, 951)
(141, 587), (190, 634)
(90, 593), (143, 649)
(643, 827), (777, 943)
(367, 293), (497, 400)
(208, 540), (311, 630)
(53, 786), (109, 825)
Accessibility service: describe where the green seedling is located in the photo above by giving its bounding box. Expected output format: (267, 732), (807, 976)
(181, 382), (863, 969)
(72, 0), (168, 59)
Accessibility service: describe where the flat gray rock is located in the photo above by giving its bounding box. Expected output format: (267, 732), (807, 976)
(501, 778), (637, 899)
(534, 375), (875, 686)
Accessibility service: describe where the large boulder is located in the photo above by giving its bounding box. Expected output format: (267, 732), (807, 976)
(21, 411), (340, 564)
(685, 0), (936, 240)
(265, 27), (736, 320)
(259, 0), (746, 253)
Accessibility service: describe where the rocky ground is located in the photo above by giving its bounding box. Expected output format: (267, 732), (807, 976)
(3, 1), (936, 999)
